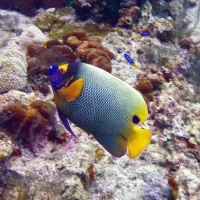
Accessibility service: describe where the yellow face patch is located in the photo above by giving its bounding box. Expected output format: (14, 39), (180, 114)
(58, 78), (84, 102)
(59, 64), (68, 74)
(130, 102), (148, 126)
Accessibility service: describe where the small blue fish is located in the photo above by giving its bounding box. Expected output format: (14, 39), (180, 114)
(124, 53), (140, 69)
(140, 31), (151, 37)
(136, 31), (151, 39)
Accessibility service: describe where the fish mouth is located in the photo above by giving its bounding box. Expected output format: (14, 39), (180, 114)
(48, 65), (58, 76)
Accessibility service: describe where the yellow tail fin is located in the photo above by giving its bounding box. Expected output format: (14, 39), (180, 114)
(127, 127), (152, 158)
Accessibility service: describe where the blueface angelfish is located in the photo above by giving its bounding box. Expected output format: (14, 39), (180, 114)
(49, 62), (152, 158)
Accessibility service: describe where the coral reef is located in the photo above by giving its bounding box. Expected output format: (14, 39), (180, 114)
(71, 0), (122, 25)
(117, 6), (140, 28)
(0, 49), (27, 93)
(0, 91), (66, 154)
(0, 0), (66, 17)
(64, 29), (115, 72)
(27, 42), (77, 96)
(26, 28), (114, 96)
(0, 1), (200, 200)
(135, 78), (154, 108)
(142, 172), (174, 199)
(151, 17), (176, 43)
(34, 8), (115, 41)
(34, 8), (78, 40)
(76, 43), (115, 72)
(82, 23), (114, 37)
(70, 0), (148, 26)
(18, 25), (47, 51)
(0, 9), (30, 48)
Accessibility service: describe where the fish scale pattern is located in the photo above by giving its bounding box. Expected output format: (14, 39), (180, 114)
(59, 63), (147, 140)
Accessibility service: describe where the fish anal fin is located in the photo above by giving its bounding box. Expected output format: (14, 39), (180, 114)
(58, 78), (84, 102)
(94, 135), (127, 157)
(127, 127), (152, 159)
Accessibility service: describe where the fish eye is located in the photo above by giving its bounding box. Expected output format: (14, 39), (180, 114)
(60, 68), (65, 74)
(132, 115), (140, 124)
(59, 64), (68, 74)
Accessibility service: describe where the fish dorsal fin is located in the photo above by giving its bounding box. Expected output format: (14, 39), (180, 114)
(58, 78), (84, 102)
(57, 109), (77, 138)
(127, 127), (152, 158)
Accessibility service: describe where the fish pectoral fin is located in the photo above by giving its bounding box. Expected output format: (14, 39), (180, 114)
(58, 78), (84, 102)
(57, 109), (77, 139)
(94, 135), (127, 157)
(127, 127), (152, 159)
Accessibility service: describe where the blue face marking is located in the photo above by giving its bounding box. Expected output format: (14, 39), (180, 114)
(124, 53), (135, 64)
(132, 115), (140, 124)
(49, 62), (80, 93)
(48, 65), (66, 90)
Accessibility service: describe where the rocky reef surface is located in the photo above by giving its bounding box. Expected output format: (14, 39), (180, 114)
(0, 0), (200, 199)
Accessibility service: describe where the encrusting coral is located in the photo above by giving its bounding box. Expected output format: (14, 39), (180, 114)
(18, 25), (47, 51)
(117, 6), (140, 28)
(0, 49), (27, 93)
(0, 99), (67, 153)
(135, 78), (154, 108)
(27, 42), (77, 95)
(63, 29), (115, 72)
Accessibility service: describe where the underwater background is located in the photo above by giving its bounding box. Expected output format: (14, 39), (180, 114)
(0, 0), (199, 199)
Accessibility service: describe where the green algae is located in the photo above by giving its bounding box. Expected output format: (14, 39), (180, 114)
(53, 7), (74, 15)
(82, 23), (112, 37)
(34, 7), (74, 33)
(34, 8), (120, 40)
(49, 24), (80, 40)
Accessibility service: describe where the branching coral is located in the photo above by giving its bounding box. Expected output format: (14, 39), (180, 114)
(0, 49), (27, 94)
